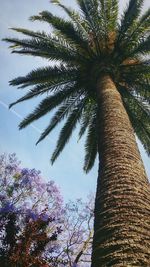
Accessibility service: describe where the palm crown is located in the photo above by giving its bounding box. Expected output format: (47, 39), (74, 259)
(4, 0), (150, 172)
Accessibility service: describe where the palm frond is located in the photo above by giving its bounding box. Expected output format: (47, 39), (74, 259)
(76, 0), (104, 54)
(19, 83), (80, 129)
(83, 105), (98, 173)
(125, 107), (150, 155)
(36, 93), (84, 144)
(9, 81), (73, 108)
(128, 35), (150, 57)
(122, 7), (150, 49)
(119, 62), (150, 104)
(9, 27), (50, 40)
(3, 35), (80, 63)
(51, 1), (89, 39)
(30, 11), (88, 52)
(121, 62), (150, 76)
(99, 0), (118, 31)
(78, 100), (96, 139)
(76, 0), (98, 25)
(51, 97), (87, 163)
(118, 0), (144, 42)
(120, 88), (150, 155)
(133, 82), (150, 104)
(120, 63), (150, 91)
(9, 65), (77, 88)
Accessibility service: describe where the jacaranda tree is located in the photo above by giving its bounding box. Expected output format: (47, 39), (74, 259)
(0, 153), (63, 266)
(4, 0), (150, 265)
(0, 153), (94, 267)
(58, 196), (94, 266)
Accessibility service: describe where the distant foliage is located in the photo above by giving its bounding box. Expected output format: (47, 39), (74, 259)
(0, 153), (94, 266)
(58, 198), (93, 266)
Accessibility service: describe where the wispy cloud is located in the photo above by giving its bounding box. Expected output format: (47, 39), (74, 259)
(0, 99), (54, 140)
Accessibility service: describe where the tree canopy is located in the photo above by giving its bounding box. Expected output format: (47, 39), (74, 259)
(3, 0), (150, 172)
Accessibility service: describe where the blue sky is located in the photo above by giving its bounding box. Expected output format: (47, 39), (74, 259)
(0, 0), (149, 201)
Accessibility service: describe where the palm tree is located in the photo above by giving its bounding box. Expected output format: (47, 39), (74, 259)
(4, 0), (150, 265)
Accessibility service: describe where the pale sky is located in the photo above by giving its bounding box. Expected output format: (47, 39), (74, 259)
(0, 0), (149, 201)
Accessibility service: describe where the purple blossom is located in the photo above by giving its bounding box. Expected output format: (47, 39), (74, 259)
(21, 168), (29, 176)
(26, 209), (39, 221)
(0, 202), (16, 213)
(36, 182), (46, 193)
(2, 153), (20, 172)
(30, 168), (41, 176)
(40, 213), (49, 222)
(21, 176), (30, 186)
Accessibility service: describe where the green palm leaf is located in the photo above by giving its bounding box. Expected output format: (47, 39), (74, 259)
(9, 65), (77, 88)
(51, 97), (87, 163)
(83, 105), (98, 172)
(36, 93), (84, 144)
(30, 11), (88, 52)
(118, 0), (144, 41)
(78, 100), (96, 139)
(19, 83), (80, 129)
(3, 35), (81, 63)
(120, 88), (150, 154)
(51, 1), (89, 39)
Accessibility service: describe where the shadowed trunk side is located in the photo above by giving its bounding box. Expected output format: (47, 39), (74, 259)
(92, 75), (150, 266)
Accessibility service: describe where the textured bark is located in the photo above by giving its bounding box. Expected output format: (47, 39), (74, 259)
(92, 75), (150, 266)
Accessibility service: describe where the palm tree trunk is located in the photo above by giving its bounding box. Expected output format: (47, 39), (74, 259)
(92, 75), (150, 266)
